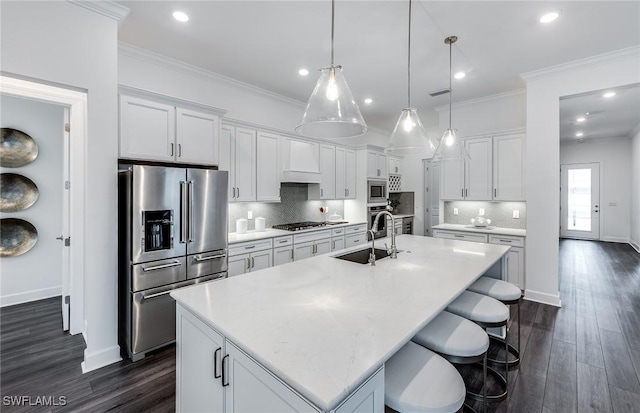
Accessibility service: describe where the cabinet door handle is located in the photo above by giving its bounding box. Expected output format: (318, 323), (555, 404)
(332, 240), (335, 250)
(320, 188), (323, 197)
(465, 188), (468, 197)
(236, 187), (240, 198)
(251, 256), (255, 268)
(170, 142), (174, 156)
(290, 249), (294, 260)
(222, 354), (230, 387)
(494, 188), (497, 198)
(178, 143), (182, 157)
(245, 258), (250, 270)
(232, 187), (236, 199)
(214, 347), (222, 379)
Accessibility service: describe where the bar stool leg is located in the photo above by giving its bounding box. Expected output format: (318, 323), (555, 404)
(483, 353), (487, 413)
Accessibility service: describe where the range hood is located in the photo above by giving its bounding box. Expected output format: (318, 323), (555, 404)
(281, 138), (322, 183)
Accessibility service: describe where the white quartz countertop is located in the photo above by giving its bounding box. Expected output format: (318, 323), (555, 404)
(433, 223), (527, 237)
(172, 235), (510, 411)
(228, 221), (368, 244)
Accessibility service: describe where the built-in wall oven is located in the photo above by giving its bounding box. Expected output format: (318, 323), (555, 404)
(368, 205), (388, 239)
(367, 180), (387, 204)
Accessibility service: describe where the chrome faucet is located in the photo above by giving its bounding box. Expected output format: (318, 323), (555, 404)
(369, 211), (398, 266)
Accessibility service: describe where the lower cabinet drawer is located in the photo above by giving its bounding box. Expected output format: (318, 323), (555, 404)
(433, 230), (488, 243)
(345, 233), (367, 248)
(489, 234), (525, 247)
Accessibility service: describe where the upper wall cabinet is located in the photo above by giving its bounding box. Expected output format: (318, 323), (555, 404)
(493, 134), (525, 200)
(367, 150), (388, 180)
(119, 94), (221, 165)
(335, 147), (356, 199)
(388, 156), (402, 175)
(256, 132), (281, 202)
(220, 124), (256, 203)
(318, 144), (336, 200)
(441, 133), (524, 201)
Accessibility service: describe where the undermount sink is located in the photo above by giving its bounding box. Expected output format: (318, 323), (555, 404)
(334, 248), (390, 264)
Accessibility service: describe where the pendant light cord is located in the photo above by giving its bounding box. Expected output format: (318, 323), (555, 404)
(407, 0), (412, 107)
(448, 39), (452, 129)
(330, 0), (335, 66)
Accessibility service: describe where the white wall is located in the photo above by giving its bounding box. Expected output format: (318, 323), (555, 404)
(0, 95), (64, 305)
(522, 46), (640, 306)
(632, 128), (640, 252)
(1, 2), (121, 371)
(560, 138), (632, 243)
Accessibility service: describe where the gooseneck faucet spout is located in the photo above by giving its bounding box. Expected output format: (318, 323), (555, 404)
(368, 229), (376, 266)
(370, 211), (398, 266)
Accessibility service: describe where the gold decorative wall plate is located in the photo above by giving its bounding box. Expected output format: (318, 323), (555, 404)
(0, 173), (39, 212)
(1, 128), (39, 168)
(0, 218), (38, 257)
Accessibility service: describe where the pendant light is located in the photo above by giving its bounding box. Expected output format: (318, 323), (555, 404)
(432, 36), (470, 162)
(296, 0), (367, 139)
(386, 0), (437, 156)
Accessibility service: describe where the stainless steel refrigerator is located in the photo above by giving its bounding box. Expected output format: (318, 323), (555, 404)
(118, 164), (228, 361)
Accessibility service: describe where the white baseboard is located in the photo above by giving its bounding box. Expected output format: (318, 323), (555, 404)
(81, 345), (122, 374)
(524, 289), (562, 307)
(0, 286), (61, 307)
(630, 240), (640, 253)
(602, 236), (629, 243)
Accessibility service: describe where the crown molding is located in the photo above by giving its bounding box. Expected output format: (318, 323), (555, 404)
(118, 42), (306, 109)
(68, 1), (130, 22)
(520, 45), (640, 83)
(434, 89), (526, 113)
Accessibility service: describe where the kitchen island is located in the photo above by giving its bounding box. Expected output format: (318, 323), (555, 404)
(171, 235), (510, 412)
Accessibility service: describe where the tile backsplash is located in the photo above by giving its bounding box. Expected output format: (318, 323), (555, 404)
(444, 201), (526, 229)
(228, 183), (344, 232)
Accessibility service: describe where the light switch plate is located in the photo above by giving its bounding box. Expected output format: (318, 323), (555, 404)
(453, 208), (459, 215)
(248, 211), (253, 219)
(479, 208), (485, 216)
(513, 210), (520, 219)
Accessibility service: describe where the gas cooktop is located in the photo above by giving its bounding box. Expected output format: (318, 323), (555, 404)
(272, 221), (326, 231)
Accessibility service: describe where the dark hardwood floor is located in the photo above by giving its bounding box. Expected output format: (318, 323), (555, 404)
(2, 239), (639, 412)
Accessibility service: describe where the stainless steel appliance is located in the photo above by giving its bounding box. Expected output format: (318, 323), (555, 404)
(368, 205), (388, 239)
(367, 180), (387, 203)
(119, 164), (228, 361)
(272, 221), (327, 231)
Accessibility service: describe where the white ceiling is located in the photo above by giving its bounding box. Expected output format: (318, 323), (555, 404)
(117, 1), (640, 135)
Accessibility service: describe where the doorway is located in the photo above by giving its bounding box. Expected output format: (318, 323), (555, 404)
(1, 75), (86, 337)
(560, 162), (600, 240)
(423, 160), (440, 236)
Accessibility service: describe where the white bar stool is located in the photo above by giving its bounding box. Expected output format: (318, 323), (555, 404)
(446, 290), (510, 401)
(412, 311), (490, 412)
(467, 276), (523, 370)
(385, 341), (466, 413)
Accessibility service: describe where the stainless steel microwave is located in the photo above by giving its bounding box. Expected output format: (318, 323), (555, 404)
(367, 180), (387, 203)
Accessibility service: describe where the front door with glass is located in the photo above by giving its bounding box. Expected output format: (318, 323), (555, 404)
(560, 163), (600, 240)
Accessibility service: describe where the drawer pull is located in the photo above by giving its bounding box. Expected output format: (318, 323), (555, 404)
(499, 239), (512, 243)
(454, 234), (464, 238)
(222, 354), (230, 387)
(278, 240), (288, 244)
(194, 254), (226, 262)
(244, 245), (256, 249)
(141, 260), (181, 272)
(214, 347), (222, 379)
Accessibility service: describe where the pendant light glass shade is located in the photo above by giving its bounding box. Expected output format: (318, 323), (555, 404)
(387, 108), (436, 155)
(296, 65), (367, 139)
(432, 35), (470, 163)
(386, 0), (436, 156)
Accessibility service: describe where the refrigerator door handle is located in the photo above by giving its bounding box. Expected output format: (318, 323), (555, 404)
(141, 260), (182, 272)
(180, 181), (187, 243)
(188, 181), (194, 242)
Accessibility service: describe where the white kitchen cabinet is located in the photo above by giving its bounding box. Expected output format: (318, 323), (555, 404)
(333, 366), (384, 413)
(257, 132), (281, 202)
(220, 124), (257, 203)
(293, 230), (332, 261)
(489, 234), (525, 289)
(440, 137), (492, 200)
(387, 218), (403, 237)
(176, 304), (225, 413)
(228, 239), (273, 276)
(367, 150), (388, 179)
(331, 227), (346, 251)
(345, 233), (367, 248)
(224, 341), (321, 413)
(119, 95), (176, 163)
(335, 147), (356, 199)
(493, 134), (525, 201)
(432, 229), (489, 243)
(175, 108), (219, 165)
(273, 236), (294, 266)
(318, 144), (336, 199)
(388, 156), (402, 175)
(119, 95), (220, 165)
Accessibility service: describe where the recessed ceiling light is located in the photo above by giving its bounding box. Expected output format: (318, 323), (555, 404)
(454, 72), (466, 80)
(576, 117), (586, 122)
(298, 68), (309, 76)
(576, 132), (584, 137)
(539, 10), (561, 23)
(603, 92), (616, 98)
(172, 11), (189, 22)
(364, 98), (373, 104)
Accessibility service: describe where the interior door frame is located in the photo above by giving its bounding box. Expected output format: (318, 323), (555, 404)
(1, 75), (87, 336)
(560, 162), (601, 240)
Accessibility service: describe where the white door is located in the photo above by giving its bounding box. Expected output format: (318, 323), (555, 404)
(314, 239), (332, 256)
(250, 250), (272, 272)
(234, 127), (256, 202)
(344, 149), (356, 199)
(273, 246), (293, 266)
(176, 108), (219, 166)
(256, 132), (280, 202)
(464, 138), (492, 200)
(319, 144), (336, 199)
(560, 163), (600, 239)
(293, 242), (313, 261)
(335, 147), (346, 199)
(228, 254), (250, 277)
